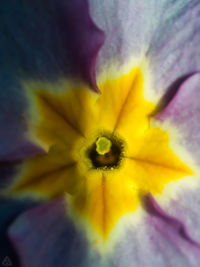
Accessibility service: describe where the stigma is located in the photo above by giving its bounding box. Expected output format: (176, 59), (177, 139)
(96, 137), (112, 155)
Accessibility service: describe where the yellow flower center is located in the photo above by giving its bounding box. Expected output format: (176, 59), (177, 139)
(10, 66), (193, 241)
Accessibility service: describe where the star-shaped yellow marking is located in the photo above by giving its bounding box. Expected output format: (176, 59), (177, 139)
(10, 67), (192, 239)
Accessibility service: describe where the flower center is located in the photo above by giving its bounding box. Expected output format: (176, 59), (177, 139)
(88, 134), (123, 170)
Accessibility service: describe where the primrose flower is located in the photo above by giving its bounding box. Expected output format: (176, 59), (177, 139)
(1, 1), (200, 267)
(6, 67), (192, 241)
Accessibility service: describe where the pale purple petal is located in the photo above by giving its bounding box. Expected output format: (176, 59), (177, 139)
(89, 0), (200, 95)
(110, 195), (200, 267)
(9, 197), (101, 267)
(9, 196), (200, 267)
(156, 73), (200, 166)
(154, 179), (200, 245)
(153, 73), (200, 248)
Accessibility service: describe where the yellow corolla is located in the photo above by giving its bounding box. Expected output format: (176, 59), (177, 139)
(10, 67), (192, 239)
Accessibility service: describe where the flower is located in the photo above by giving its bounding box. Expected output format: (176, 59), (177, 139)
(7, 67), (192, 242)
(1, 1), (200, 267)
